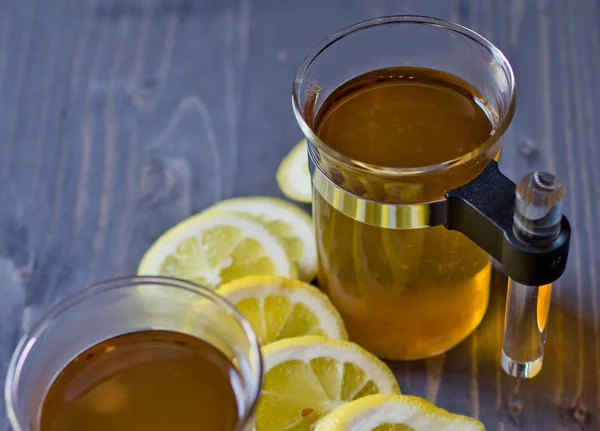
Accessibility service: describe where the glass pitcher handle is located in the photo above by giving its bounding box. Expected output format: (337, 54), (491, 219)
(445, 161), (570, 378)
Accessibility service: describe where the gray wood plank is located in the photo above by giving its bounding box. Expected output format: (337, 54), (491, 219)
(0, 0), (599, 429)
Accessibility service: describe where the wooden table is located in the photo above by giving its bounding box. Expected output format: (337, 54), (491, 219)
(0, 0), (598, 429)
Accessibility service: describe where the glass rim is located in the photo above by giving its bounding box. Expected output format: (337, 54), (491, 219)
(292, 15), (517, 176)
(4, 275), (264, 431)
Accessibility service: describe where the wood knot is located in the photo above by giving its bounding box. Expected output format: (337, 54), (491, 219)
(567, 403), (592, 426)
(518, 139), (539, 164)
(508, 400), (523, 414)
(506, 393), (524, 427)
(139, 157), (191, 210)
(17, 267), (32, 282)
(130, 78), (158, 107)
(132, 88), (155, 107)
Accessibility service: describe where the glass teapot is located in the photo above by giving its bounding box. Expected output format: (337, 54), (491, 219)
(293, 16), (571, 378)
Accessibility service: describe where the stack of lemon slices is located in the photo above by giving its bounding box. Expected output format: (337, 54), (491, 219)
(138, 195), (316, 287)
(137, 140), (485, 431)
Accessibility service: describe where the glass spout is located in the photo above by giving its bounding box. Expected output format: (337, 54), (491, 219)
(501, 281), (552, 378)
(501, 172), (566, 378)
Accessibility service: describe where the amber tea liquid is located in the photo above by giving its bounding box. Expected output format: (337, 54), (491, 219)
(40, 330), (241, 431)
(314, 67), (493, 359)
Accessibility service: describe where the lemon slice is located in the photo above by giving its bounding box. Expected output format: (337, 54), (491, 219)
(217, 276), (347, 344)
(138, 213), (296, 289)
(206, 197), (317, 281)
(314, 394), (485, 431)
(256, 336), (401, 431)
(277, 138), (312, 204)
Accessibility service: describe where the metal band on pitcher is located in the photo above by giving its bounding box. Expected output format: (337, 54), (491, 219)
(309, 156), (447, 229)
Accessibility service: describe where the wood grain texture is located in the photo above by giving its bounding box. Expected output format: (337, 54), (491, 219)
(0, 0), (599, 429)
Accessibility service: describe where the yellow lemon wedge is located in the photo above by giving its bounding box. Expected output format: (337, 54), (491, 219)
(313, 394), (485, 431)
(217, 276), (347, 344)
(205, 197), (317, 281)
(138, 213), (296, 289)
(256, 336), (401, 431)
(276, 138), (312, 204)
